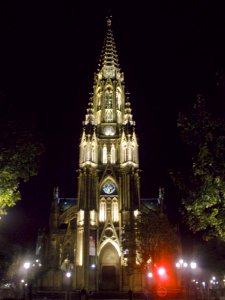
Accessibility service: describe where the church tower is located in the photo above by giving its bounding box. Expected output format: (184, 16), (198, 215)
(37, 17), (143, 292)
(76, 17), (140, 291)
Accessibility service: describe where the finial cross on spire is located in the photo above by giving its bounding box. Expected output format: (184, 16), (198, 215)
(106, 10), (112, 27)
(107, 17), (112, 27)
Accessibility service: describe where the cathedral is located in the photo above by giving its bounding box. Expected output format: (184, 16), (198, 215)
(36, 17), (161, 292)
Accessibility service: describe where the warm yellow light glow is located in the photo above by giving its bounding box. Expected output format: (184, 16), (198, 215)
(147, 258), (152, 264)
(99, 200), (106, 222)
(117, 110), (122, 123)
(103, 144), (107, 164)
(116, 87), (122, 110)
(136, 250), (141, 265)
(77, 210), (84, 225)
(96, 110), (101, 124)
(76, 228), (83, 266)
(90, 210), (96, 226)
(98, 239), (121, 257)
(127, 142), (132, 161)
(123, 257), (128, 266)
(91, 146), (95, 162)
(134, 209), (139, 218)
(105, 109), (113, 121)
(112, 200), (119, 222)
(86, 141), (91, 161)
(80, 161), (97, 168)
(121, 161), (138, 168)
(111, 144), (116, 164)
(123, 144), (127, 162)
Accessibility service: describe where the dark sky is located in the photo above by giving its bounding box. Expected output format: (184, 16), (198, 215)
(0, 1), (225, 250)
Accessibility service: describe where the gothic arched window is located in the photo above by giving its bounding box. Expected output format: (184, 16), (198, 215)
(103, 144), (107, 164)
(116, 88), (122, 110)
(112, 199), (119, 222)
(111, 144), (116, 164)
(105, 109), (113, 122)
(97, 88), (102, 109)
(105, 88), (113, 109)
(99, 199), (106, 222)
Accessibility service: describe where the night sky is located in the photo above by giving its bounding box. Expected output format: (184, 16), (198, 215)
(0, 1), (225, 250)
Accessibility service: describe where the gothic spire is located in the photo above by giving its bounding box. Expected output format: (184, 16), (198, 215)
(97, 16), (120, 72)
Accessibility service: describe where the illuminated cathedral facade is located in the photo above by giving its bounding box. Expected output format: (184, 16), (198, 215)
(36, 18), (160, 292)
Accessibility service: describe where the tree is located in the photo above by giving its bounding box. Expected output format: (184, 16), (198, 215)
(136, 210), (180, 269)
(172, 95), (225, 241)
(0, 95), (44, 216)
(122, 207), (180, 275)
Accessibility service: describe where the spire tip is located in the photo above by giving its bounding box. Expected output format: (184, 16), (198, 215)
(107, 16), (112, 27)
(106, 10), (112, 27)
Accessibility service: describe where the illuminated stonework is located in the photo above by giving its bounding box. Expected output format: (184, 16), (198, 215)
(99, 199), (106, 222)
(37, 17), (142, 292)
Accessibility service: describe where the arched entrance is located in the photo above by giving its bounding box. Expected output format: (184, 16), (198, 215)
(99, 242), (120, 290)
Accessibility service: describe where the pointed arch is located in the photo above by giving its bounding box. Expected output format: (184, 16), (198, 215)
(105, 109), (113, 122)
(96, 87), (102, 109)
(102, 144), (107, 164)
(99, 198), (106, 222)
(98, 238), (121, 257)
(112, 198), (119, 222)
(100, 176), (118, 192)
(111, 144), (116, 164)
(105, 86), (113, 109)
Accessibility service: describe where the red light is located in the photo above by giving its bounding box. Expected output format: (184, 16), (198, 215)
(157, 267), (166, 276)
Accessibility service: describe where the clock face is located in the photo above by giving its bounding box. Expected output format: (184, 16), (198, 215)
(103, 125), (115, 136)
(102, 181), (116, 194)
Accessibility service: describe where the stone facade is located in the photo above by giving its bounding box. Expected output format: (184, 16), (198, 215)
(36, 17), (155, 292)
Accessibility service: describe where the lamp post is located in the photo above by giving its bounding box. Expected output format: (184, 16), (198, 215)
(61, 258), (74, 300)
(23, 261), (32, 300)
(175, 259), (197, 300)
(22, 259), (42, 300)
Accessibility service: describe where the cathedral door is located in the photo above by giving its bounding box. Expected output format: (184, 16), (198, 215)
(101, 266), (116, 290)
(99, 243), (120, 290)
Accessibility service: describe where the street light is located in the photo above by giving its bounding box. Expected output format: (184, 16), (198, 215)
(61, 259), (74, 300)
(175, 258), (197, 271)
(175, 258), (198, 299)
(23, 261), (31, 300)
(66, 272), (72, 278)
(24, 262), (31, 270)
(190, 262), (197, 269)
(22, 258), (42, 300)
